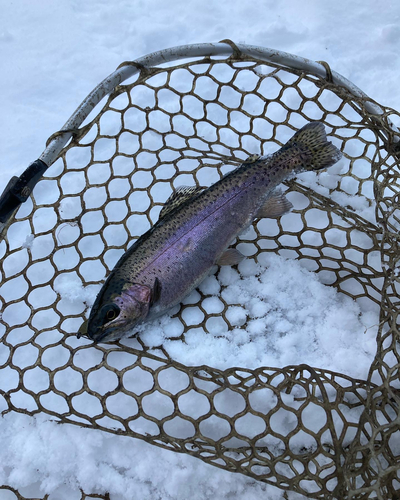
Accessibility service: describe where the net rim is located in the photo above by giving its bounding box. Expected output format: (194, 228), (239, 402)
(39, 40), (392, 169)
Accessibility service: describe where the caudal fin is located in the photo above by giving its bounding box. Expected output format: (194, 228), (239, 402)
(285, 122), (342, 171)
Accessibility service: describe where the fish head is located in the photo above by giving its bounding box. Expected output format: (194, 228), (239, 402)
(87, 283), (152, 343)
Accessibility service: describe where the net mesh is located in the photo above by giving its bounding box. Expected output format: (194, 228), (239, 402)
(1, 54), (399, 499)
(0, 485), (109, 500)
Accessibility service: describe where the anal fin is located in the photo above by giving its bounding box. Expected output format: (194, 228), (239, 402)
(216, 248), (245, 266)
(256, 191), (293, 219)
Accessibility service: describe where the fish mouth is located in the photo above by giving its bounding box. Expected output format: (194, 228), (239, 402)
(78, 319), (118, 343)
(89, 326), (122, 344)
(87, 320), (136, 343)
(91, 329), (111, 344)
(85, 322), (116, 343)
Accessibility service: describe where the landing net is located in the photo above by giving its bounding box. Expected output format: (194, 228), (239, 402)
(1, 42), (399, 499)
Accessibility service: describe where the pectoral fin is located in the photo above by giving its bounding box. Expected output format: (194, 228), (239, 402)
(216, 248), (245, 266)
(256, 191), (293, 219)
(151, 277), (162, 305)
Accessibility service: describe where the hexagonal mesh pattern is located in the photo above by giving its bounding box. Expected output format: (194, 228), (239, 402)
(1, 54), (399, 499)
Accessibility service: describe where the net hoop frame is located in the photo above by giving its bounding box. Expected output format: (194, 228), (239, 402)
(40, 41), (395, 169)
(1, 40), (400, 500)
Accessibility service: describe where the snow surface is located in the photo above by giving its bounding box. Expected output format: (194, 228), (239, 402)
(1, 1), (399, 499)
(134, 254), (377, 379)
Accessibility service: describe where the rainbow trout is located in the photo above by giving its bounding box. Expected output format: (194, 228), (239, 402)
(86, 122), (341, 342)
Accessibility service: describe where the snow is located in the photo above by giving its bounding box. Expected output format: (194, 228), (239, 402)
(0, 412), (309, 500)
(1, 1), (398, 499)
(135, 254), (377, 379)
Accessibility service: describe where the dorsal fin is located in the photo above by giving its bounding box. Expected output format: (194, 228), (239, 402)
(159, 186), (204, 220)
(243, 154), (261, 164)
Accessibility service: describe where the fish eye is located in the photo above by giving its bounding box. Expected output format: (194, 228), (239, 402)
(107, 309), (116, 320)
(102, 304), (120, 324)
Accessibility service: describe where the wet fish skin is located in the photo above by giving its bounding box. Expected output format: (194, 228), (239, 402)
(86, 122), (342, 342)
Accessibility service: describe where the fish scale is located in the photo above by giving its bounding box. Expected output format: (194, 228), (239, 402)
(86, 122), (342, 342)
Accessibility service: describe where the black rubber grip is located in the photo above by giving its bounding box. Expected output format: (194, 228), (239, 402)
(0, 159), (48, 224)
